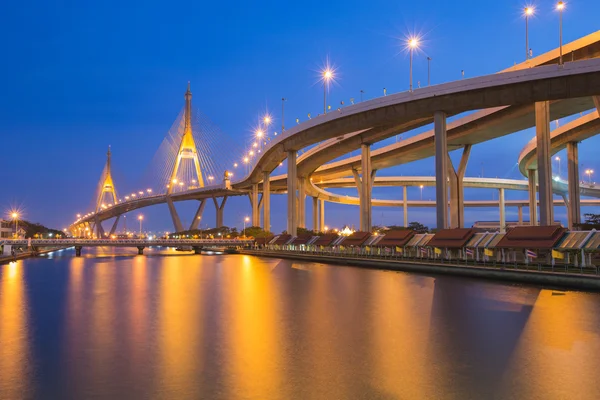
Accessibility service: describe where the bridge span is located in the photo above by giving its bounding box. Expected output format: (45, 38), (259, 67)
(1, 238), (253, 257)
(70, 31), (600, 237)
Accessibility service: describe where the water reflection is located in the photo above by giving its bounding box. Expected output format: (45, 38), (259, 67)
(2, 250), (600, 399)
(0, 262), (33, 399)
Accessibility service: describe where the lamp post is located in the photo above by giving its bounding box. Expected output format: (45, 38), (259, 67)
(524, 6), (534, 61)
(557, 1), (565, 65)
(138, 215), (143, 237)
(586, 169), (594, 184)
(408, 37), (419, 92)
(243, 216), (250, 237)
(11, 212), (18, 238)
(419, 185), (424, 200)
(323, 69), (333, 114)
(555, 156), (561, 177)
(427, 56), (431, 86)
(281, 98), (286, 133)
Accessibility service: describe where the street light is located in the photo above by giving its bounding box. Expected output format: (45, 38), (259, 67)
(419, 185), (424, 200)
(524, 6), (535, 61)
(11, 212), (18, 238)
(557, 1), (565, 65)
(138, 215), (143, 236)
(427, 57), (432, 86)
(243, 216), (250, 237)
(322, 68), (334, 114)
(555, 156), (561, 177)
(407, 37), (419, 92)
(586, 169), (594, 184)
(281, 98), (287, 133)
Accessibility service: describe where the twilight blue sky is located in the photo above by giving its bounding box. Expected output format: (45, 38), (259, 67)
(1, 0), (599, 233)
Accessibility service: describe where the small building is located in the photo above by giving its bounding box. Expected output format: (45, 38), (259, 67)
(0, 220), (13, 238)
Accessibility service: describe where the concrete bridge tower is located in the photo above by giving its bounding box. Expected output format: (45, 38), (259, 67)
(167, 82), (204, 194)
(165, 83), (205, 233)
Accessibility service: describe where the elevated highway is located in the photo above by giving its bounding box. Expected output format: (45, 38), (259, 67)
(71, 32), (600, 236)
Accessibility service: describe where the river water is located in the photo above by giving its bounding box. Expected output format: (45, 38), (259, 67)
(1, 247), (599, 399)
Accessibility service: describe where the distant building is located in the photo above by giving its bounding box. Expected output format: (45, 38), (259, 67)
(0, 220), (13, 238)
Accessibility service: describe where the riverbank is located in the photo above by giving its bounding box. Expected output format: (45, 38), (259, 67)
(0, 246), (71, 265)
(240, 250), (600, 292)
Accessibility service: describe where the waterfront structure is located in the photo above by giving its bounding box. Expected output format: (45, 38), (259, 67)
(0, 219), (12, 238)
(70, 31), (600, 238)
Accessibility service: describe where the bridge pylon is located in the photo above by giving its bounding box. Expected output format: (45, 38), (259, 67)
(166, 83), (205, 233)
(167, 82), (204, 195)
(94, 146), (119, 237)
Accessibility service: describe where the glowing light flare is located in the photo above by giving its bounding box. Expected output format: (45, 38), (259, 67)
(556, 1), (565, 11)
(524, 6), (534, 16)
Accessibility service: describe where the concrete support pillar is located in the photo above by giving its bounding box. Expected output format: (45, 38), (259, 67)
(319, 199), (325, 232)
(567, 142), (581, 230)
(212, 196), (228, 228)
(75, 246), (82, 257)
(189, 199), (206, 230)
(352, 169), (363, 230)
(167, 197), (184, 233)
(447, 145), (471, 228)
(535, 101), (554, 226)
(109, 215), (121, 236)
(263, 171), (271, 232)
(94, 216), (105, 238)
(137, 246), (145, 255)
(298, 177), (306, 229)
(312, 197), (318, 231)
(434, 111), (448, 230)
(403, 186), (408, 228)
(360, 144), (373, 232)
(287, 150), (298, 235)
(251, 183), (259, 227)
(518, 205), (523, 225)
(528, 169), (538, 226)
(499, 188), (506, 232)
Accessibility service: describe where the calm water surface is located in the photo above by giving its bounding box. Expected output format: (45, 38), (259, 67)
(1, 247), (600, 399)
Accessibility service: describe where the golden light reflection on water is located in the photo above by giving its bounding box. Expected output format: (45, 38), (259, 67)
(155, 254), (205, 395)
(0, 262), (32, 399)
(366, 274), (437, 399)
(4, 252), (600, 399)
(222, 255), (284, 398)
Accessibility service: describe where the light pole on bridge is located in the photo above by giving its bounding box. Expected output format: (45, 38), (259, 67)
(557, 1), (565, 65)
(524, 6), (534, 61)
(281, 98), (287, 133)
(408, 37), (419, 92)
(138, 215), (143, 237)
(322, 69), (333, 114)
(427, 57), (431, 86)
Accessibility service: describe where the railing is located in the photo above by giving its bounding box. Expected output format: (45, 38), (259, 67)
(2, 238), (254, 246)
(250, 246), (600, 277)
